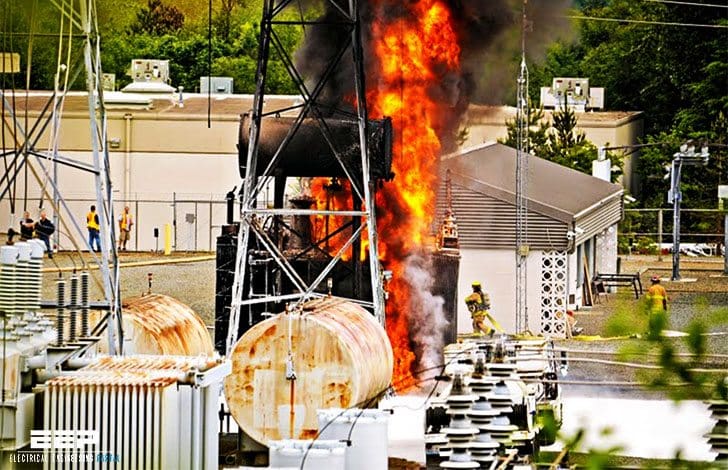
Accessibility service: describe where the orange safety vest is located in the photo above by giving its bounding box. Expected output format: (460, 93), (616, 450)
(86, 211), (99, 230)
(646, 284), (668, 311)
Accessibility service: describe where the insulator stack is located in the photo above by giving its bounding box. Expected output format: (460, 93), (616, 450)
(706, 399), (728, 461)
(483, 381), (518, 448)
(468, 354), (501, 465)
(69, 275), (79, 342)
(56, 279), (66, 345)
(80, 271), (90, 337)
(28, 240), (45, 311)
(440, 371), (479, 469)
(14, 242), (32, 317)
(0, 246), (18, 321)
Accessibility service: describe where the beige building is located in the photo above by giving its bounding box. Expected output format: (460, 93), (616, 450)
(1, 92), (641, 252)
(462, 105), (644, 193)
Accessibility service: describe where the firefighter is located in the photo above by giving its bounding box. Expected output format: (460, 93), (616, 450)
(464, 281), (503, 336)
(645, 276), (668, 335)
(646, 276), (668, 312)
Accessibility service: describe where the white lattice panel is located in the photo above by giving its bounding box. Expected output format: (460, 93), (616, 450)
(540, 250), (568, 337)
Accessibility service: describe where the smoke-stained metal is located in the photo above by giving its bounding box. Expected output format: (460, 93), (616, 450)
(226, 0), (390, 355)
(238, 114), (393, 180)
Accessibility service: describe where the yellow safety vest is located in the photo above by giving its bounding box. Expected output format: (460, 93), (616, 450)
(87, 211), (99, 230)
(120, 213), (131, 230)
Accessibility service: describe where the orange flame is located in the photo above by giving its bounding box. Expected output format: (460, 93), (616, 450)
(370, 0), (461, 390)
(305, 1), (461, 391)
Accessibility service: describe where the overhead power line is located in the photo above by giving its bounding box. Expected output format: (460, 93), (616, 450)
(566, 15), (728, 29)
(645, 0), (728, 9)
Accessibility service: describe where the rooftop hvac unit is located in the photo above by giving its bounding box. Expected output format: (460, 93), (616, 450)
(540, 77), (604, 111)
(200, 76), (233, 94)
(131, 59), (170, 83)
(42, 356), (231, 470)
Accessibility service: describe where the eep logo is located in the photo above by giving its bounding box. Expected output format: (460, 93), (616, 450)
(30, 430), (99, 449)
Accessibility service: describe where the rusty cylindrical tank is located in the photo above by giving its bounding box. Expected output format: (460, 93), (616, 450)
(224, 297), (393, 445)
(121, 293), (214, 356)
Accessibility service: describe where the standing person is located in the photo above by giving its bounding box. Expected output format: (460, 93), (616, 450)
(86, 205), (101, 252)
(464, 281), (503, 336)
(34, 210), (55, 258)
(118, 206), (133, 251)
(645, 276), (668, 334)
(19, 211), (34, 240)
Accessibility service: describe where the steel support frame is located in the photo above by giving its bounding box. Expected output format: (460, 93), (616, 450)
(0, 0), (122, 353)
(226, 0), (384, 355)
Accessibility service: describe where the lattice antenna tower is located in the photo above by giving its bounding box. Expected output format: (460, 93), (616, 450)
(515, 0), (530, 333)
(0, 0), (122, 353)
(226, 0), (385, 355)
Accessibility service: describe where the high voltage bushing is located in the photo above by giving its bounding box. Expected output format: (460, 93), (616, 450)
(69, 275), (79, 343)
(0, 246), (19, 320)
(468, 353), (501, 465)
(80, 271), (89, 337)
(705, 399), (728, 461)
(440, 370), (479, 469)
(27, 240), (44, 311)
(15, 242), (33, 317)
(56, 279), (65, 346)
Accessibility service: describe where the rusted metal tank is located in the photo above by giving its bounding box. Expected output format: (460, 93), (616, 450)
(224, 297), (393, 446)
(121, 293), (214, 356)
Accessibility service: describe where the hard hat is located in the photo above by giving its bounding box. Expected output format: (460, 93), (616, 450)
(650, 276), (660, 283)
(472, 281), (481, 287)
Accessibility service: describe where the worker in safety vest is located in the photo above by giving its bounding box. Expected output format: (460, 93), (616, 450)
(464, 281), (503, 336)
(86, 205), (101, 252)
(646, 276), (668, 312)
(118, 206), (134, 251)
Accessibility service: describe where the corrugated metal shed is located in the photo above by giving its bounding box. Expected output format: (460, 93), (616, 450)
(437, 142), (623, 251)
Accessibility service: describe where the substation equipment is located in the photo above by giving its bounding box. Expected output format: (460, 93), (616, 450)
(427, 336), (563, 468)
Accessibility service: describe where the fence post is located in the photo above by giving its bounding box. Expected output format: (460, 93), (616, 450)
(134, 199), (139, 251)
(657, 209), (663, 261)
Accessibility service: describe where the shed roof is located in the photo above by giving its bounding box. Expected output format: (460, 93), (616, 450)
(441, 142), (623, 225)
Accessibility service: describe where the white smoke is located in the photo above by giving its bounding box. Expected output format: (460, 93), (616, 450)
(404, 252), (450, 385)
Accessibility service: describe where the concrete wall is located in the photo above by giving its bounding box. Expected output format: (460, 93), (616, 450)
(457, 248), (543, 335)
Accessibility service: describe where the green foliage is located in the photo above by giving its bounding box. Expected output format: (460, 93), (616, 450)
(500, 105), (624, 179)
(129, 0), (185, 36)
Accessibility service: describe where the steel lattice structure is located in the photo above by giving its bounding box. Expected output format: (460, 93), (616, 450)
(0, 0), (122, 353)
(226, 0), (385, 355)
(515, 0), (530, 333)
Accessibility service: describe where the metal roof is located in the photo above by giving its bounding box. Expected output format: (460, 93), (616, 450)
(441, 142), (623, 224)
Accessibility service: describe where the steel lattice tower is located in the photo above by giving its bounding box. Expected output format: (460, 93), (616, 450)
(0, 0), (122, 353)
(226, 0), (385, 355)
(515, 0), (530, 333)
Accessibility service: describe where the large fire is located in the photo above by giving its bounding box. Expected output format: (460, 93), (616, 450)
(369, 0), (461, 390)
(309, 0), (461, 390)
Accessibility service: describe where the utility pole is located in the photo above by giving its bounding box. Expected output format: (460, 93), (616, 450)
(667, 144), (709, 281)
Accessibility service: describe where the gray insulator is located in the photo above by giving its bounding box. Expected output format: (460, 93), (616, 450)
(69, 275), (79, 343)
(80, 272), (89, 337)
(56, 279), (65, 346)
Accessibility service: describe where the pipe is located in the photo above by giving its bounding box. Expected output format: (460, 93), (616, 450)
(124, 113), (133, 200)
(191, 385), (201, 470)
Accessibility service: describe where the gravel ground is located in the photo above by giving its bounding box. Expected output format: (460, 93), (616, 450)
(565, 255), (728, 399)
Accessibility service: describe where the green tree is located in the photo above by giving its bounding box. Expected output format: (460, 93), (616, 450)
(500, 105), (622, 180)
(129, 0), (185, 36)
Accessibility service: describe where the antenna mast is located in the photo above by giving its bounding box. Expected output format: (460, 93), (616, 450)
(515, 0), (530, 333)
